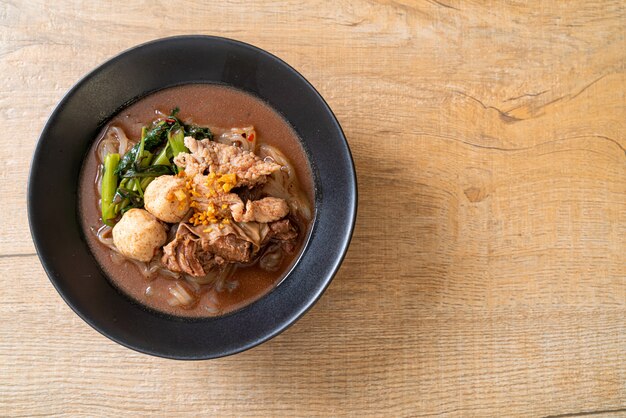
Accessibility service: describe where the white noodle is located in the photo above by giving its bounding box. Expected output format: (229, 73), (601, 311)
(204, 305), (220, 314)
(167, 282), (195, 307)
(184, 275), (201, 292)
(259, 243), (283, 272)
(185, 264), (235, 290)
(96, 126), (133, 163)
(217, 127), (256, 152)
(225, 280), (239, 292)
(110, 126), (130, 155)
(96, 225), (116, 249)
(257, 144), (312, 222)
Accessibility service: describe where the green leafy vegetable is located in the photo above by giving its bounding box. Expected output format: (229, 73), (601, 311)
(168, 129), (187, 157)
(120, 165), (174, 178)
(185, 125), (213, 140)
(152, 143), (171, 166)
(114, 122), (169, 175)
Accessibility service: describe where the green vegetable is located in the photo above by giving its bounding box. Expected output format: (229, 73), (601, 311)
(164, 106), (213, 140)
(115, 189), (143, 214)
(142, 121), (169, 148)
(115, 121), (169, 175)
(115, 107), (211, 175)
(135, 178), (144, 198)
(101, 153), (120, 226)
(168, 129), (187, 157)
(152, 143), (171, 166)
(167, 129), (188, 174)
(140, 143), (171, 190)
(140, 176), (154, 191)
(120, 165), (174, 178)
(136, 128), (146, 162)
(185, 125), (213, 140)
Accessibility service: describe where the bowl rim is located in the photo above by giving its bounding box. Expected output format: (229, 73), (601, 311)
(28, 35), (357, 359)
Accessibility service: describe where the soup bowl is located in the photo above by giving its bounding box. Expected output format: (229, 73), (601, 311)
(28, 35), (357, 359)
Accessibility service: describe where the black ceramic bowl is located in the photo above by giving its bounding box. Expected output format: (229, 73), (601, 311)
(28, 36), (356, 360)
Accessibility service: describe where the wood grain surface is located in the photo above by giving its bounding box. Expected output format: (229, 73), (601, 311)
(1, 1), (624, 416)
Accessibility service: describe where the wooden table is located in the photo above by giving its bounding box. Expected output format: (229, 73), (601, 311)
(1, 1), (624, 416)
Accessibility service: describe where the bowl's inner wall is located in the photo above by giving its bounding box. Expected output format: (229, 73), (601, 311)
(29, 36), (356, 359)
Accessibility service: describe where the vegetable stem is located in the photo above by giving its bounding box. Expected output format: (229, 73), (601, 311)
(152, 143), (171, 166)
(101, 153), (120, 225)
(168, 129), (187, 157)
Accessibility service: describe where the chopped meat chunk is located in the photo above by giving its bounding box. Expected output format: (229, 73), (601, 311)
(162, 227), (217, 277)
(174, 138), (280, 187)
(190, 173), (245, 219)
(268, 219), (298, 241)
(202, 234), (251, 263)
(240, 197), (289, 223)
(190, 174), (288, 223)
(264, 219), (299, 254)
(162, 223), (260, 277)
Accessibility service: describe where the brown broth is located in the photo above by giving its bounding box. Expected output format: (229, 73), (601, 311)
(78, 84), (313, 317)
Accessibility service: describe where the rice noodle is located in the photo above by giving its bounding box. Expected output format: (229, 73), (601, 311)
(184, 275), (201, 292)
(111, 126), (130, 155)
(134, 257), (179, 280)
(110, 252), (126, 266)
(185, 263), (235, 288)
(204, 305), (220, 314)
(214, 277), (224, 292)
(96, 126), (133, 163)
(203, 292), (220, 314)
(167, 282), (195, 307)
(257, 144), (312, 222)
(217, 126), (256, 152)
(259, 243), (284, 272)
(225, 280), (239, 292)
(94, 164), (103, 198)
(94, 126), (135, 201)
(96, 224), (115, 248)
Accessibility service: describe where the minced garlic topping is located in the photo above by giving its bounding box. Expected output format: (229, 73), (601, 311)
(185, 172), (238, 227)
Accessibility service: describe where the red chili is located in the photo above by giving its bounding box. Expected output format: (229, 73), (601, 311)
(165, 117), (175, 123)
(247, 133), (254, 142)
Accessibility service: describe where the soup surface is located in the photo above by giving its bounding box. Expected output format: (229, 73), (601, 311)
(79, 84), (313, 317)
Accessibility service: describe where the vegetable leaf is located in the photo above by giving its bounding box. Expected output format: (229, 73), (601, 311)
(120, 165), (174, 178)
(184, 125), (213, 140)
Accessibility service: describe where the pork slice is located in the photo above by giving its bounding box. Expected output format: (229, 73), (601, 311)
(201, 234), (252, 263)
(161, 225), (219, 277)
(241, 197), (289, 223)
(268, 219), (298, 241)
(174, 138), (280, 187)
(258, 218), (299, 254)
(162, 233), (205, 277)
(191, 175), (288, 224)
(191, 174), (245, 219)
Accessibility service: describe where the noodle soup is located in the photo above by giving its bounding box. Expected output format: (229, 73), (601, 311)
(78, 84), (313, 317)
